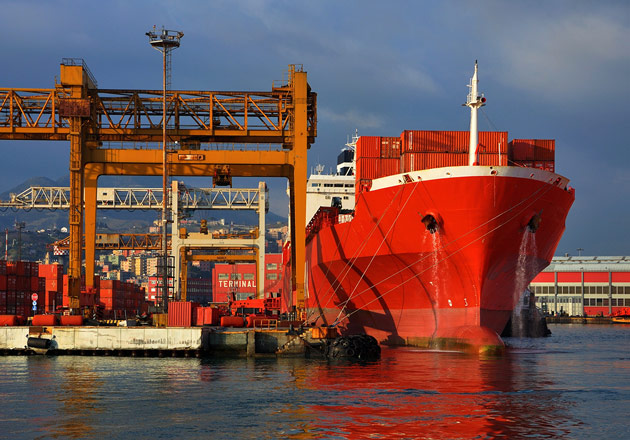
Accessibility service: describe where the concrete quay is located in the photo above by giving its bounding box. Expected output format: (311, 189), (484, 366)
(0, 326), (318, 357)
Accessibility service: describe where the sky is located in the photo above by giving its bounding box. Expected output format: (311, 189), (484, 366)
(1, 0), (629, 256)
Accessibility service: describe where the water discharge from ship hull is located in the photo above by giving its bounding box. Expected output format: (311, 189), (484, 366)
(511, 229), (538, 337)
(430, 231), (443, 338)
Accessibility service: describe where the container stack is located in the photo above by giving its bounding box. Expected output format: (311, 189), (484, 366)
(355, 136), (401, 197)
(400, 131), (508, 172)
(62, 274), (100, 308)
(0, 261), (45, 316)
(38, 263), (64, 313)
(508, 139), (555, 172)
(98, 279), (147, 319)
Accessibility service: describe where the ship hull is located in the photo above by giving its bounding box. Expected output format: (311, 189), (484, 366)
(305, 166), (574, 350)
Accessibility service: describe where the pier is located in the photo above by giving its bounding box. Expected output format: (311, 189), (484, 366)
(0, 326), (323, 357)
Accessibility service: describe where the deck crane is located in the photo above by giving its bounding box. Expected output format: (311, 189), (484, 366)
(0, 59), (316, 314)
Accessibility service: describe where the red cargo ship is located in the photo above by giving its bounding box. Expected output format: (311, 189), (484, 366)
(302, 63), (575, 351)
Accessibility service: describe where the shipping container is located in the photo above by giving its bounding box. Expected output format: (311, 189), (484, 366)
(356, 136), (382, 158)
(401, 131), (508, 154)
(477, 152), (508, 167)
(379, 158), (401, 177)
(380, 137), (402, 158)
(196, 307), (221, 326)
(509, 139), (555, 161)
(167, 301), (199, 327)
(356, 157), (381, 180)
(402, 151), (468, 172)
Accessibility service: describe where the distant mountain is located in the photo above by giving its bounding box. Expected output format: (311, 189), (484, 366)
(0, 175), (286, 231)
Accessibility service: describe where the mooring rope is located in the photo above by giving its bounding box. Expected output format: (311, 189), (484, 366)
(304, 183), (406, 322)
(331, 182), (420, 325)
(331, 181), (555, 326)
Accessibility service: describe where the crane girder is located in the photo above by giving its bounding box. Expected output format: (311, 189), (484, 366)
(50, 233), (163, 251)
(0, 185), (267, 211)
(0, 88), (316, 145)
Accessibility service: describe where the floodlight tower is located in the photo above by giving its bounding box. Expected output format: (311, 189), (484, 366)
(146, 26), (184, 312)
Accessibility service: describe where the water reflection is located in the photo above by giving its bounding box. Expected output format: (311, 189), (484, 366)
(26, 357), (103, 439)
(282, 347), (573, 439)
(3, 328), (622, 440)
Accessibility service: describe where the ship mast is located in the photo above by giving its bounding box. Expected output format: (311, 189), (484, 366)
(465, 61), (486, 166)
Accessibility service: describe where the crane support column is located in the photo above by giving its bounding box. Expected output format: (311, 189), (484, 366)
(59, 63), (96, 310)
(256, 181), (267, 299)
(290, 70), (309, 316)
(84, 169), (99, 288)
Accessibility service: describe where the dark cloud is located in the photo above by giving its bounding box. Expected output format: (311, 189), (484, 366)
(1, 0), (628, 255)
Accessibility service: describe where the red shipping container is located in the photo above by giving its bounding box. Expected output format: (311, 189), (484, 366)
(478, 152), (508, 167)
(0, 291), (6, 307)
(356, 136), (382, 158)
(7, 275), (17, 290)
(168, 301), (199, 327)
(0, 260), (6, 275)
(378, 158), (401, 177)
(0, 306), (6, 314)
(196, 307), (220, 326)
(18, 291), (30, 307)
(39, 263), (64, 279)
(356, 157), (381, 180)
(402, 131), (508, 155)
(45, 291), (56, 312)
(7, 291), (16, 306)
(402, 151), (468, 172)
(380, 137), (402, 158)
(509, 139), (555, 161)
(17, 276), (28, 291)
(0, 275), (6, 290)
(15, 262), (26, 276)
(45, 279), (59, 292)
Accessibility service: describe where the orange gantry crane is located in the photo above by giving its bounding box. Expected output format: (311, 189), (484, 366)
(0, 59), (316, 313)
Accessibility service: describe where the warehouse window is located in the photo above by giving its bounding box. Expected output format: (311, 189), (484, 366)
(266, 273), (278, 280)
(230, 274), (241, 280)
(218, 274), (229, 281)
(244, 273), (255, 281)
(266, 263), (277, 270)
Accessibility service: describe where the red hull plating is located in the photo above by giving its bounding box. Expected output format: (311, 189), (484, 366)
(305, 166), (574, 349)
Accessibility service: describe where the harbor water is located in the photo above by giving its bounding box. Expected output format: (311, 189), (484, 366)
(1, 324), (628, 439)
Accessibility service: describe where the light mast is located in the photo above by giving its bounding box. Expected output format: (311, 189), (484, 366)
(465, 61), (486, 166)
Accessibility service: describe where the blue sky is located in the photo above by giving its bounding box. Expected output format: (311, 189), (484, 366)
(2, 0), (629, 256)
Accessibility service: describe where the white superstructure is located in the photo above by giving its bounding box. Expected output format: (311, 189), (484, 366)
(305, 133), (358, 225)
